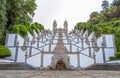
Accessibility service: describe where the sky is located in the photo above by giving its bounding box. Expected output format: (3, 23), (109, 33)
(33, 0), (113, 31)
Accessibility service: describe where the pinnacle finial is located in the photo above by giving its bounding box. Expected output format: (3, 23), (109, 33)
(64, 20), (68, 27)
(53, 20), (57, 27)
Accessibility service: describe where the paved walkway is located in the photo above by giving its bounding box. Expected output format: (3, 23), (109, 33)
(0, 70), (120, 78)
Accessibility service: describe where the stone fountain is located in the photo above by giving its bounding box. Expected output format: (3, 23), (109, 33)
(48, 31), (74, 70)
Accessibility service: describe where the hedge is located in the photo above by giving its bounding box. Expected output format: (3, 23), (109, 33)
(115, 52), (120, 59)
(109, 56), (116, 61)
(0, 46), (11, 58)
(13, 25), (28, 38)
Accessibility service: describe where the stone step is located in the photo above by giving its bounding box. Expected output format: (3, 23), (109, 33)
(0, 63), (35, 70)
(86, 63), (120, 70)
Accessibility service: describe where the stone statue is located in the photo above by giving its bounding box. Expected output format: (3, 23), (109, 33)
(53, 20), (57, 33)
(64, 20), (68, 33)
(85, 31), (90, 46)
(93, 35), (99, 52)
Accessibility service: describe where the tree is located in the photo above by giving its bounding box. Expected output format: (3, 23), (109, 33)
(13, 25), (28, 38)
(74, 0), (120, 52)
(0, 0), (37, 45)
(112, 0), (120, 9)
(6, 0), (36, 31)
(0, 0), (7, 45)
(75, 22), (90, 30)
(88, 12), (99, 24)
(0, 45), (11, 58)
(13, 23), (44, 38)
(31, 22), (44, 34)
(102, 0), (109, 10)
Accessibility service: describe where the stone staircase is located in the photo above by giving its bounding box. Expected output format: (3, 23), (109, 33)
(0, 63), (35, 70)
(86, 63), (120, 70)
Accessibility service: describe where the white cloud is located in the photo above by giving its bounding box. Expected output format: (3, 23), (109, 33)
(33, 0), (113, 31)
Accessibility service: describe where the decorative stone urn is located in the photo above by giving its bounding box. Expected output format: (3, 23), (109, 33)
(48, 32), (74, 70)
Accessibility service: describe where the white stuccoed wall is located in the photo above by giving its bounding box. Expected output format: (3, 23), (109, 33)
(5, 32), (115, 68)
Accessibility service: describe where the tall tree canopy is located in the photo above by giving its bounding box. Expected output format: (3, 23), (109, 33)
(75, 0), (120, 52)
(6, 0), (37, 30)
(102, 0), (109, 10)
(112, 0), (120, 9)
(0, 0), (7, 45)
(0, 0), (37, 45)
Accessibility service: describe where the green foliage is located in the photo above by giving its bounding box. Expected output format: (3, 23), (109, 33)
(115, 52), (120, 59)
(109, 52), (120, 61)
(75, 22), (90, 30)
(101, 26), (113, 34)
(0, 46), (11, 58)
(13, 25), (28, 38)
(75, 0), (120, 52)
(102, 0), (109, 10)
(25, 23), (34, 36)
(109, 56), (116, 61)
(6, 0), (37, 28)
(113, 20), (120, 27)
(88, 12), (99, 24)
(31, 22), (44, 34)
(13, 23), (44, 37)
(0, 0), (37, 45)
(112, 0), (120, 9)
(0, 0), (7, 45)
(31, 23), (39, 34)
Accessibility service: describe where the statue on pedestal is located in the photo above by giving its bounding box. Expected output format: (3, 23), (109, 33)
(64, 20), (68, 33)
(53, 20), (57, 33)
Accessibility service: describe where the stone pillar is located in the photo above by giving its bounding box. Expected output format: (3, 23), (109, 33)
(25, 50), (28, 63)
(37, 34), (40, 49)
(40, 48), (44, 68)
(89, 46), (92, 57)
(77, 34), (79, 42)
(21, 38), (27, 51)
(68, 39), (70, 44)
(49, 40), (51, 52)
(77, 48), (80, 68)
(101, 36), (106, 63)
(29, 42), (32, 57)
(14, 34), (18, 46)
(112, 35), (116, 54)
(52, 34), (54, 44)
(41, 33), (44, 42)
(53, 20), (57, 33)
(15, 41), (19, 63)
(37, 40), (39, 49)
(93, 51), (96, 64)
(31, 35), (35, 44)
(70, 41), (72, 52)
(44, 32), (46, 39)
(81, 38), (84, 49)
(102, 45), (106, 63)
(64, 20), (68, 33)
(91, 39), (94, 47)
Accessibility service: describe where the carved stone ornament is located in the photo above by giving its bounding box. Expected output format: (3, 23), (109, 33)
(94, 42), (99, 52)
(21, 40), (27, 51)
(31, 35), (35, 44)
(85, 31), (90, 45)
(93, 35), (99, 52)
(48, 32), (74, 70)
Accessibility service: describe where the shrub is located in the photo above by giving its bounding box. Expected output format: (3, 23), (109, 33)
(0, 46), (11, 58)
(13, 25), (28, 38)
(109, 56), (116, 61)
(25, 23), (34, 36)
(115, 52), (120, 59)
